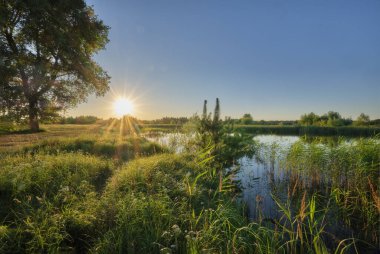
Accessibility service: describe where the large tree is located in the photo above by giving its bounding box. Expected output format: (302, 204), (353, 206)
(0, 0), (110, 131)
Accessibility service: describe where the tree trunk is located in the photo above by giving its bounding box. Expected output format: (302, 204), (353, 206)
(28, 101), (39, 132)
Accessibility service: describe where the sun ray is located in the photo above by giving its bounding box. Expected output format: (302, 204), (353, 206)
(102, 118), (118, 139)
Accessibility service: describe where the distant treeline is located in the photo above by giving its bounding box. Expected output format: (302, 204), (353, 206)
(298, 111), (378, 127)
(140, 117), (189, 125)
(56, 115), (99, 124)
(43, 111), (380, 129)
(236, 125), (380, 137)
(233, 112), (380, 127)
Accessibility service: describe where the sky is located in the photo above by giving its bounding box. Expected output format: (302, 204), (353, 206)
(68, 0), (380, 120)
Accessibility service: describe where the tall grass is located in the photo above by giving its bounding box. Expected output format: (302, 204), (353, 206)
(282, 138), (380, 250)
(0, 153), (115, 253)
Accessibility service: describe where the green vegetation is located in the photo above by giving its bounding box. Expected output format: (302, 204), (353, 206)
(355, 113), (371, 126)
(0, 0), (378, 252)
(56, 116), (100, 125)
(19, 136), (165, 161)
(0, 153), (114, 253)
(282, 137), (380, 251)
(239, 113), (254, 125)
(0, 0), (110, 131)
(299, 111), (352, 126)
(0, 105), (379, 253)
(298, 111), (379, 127)
(236, 125), (380, 137)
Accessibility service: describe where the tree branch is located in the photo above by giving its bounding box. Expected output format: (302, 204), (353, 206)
(4, 30), (30, 96)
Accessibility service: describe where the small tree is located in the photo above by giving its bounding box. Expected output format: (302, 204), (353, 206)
(240, 113), (253, 125)
(0, 0), (110, 131)
(356, 113), (370, 126)
(299, 112), (319, 126)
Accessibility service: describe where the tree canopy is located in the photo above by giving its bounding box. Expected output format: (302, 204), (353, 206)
(299, 111), (354, 127)
(240, 113), (253, 125)
(356, 113), (370, 126)
(0, 0), (110, 131)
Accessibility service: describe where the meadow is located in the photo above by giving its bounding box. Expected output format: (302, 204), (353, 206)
(0, 121), (379, 253)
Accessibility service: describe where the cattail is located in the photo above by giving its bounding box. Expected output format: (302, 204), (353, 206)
(202, 100), (207, 120)
(213, 98), (220, 123)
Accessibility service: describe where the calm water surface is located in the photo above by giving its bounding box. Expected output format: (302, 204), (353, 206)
(236, 135), (299, 220)
(146, 133), (361, 220)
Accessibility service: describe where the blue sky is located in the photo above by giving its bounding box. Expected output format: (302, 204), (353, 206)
(69, 0), (380, 120)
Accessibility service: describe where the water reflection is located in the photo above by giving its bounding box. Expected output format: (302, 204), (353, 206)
(237, 135), (299, 220)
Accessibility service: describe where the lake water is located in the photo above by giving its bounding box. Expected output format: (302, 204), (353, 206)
(145, 133), (300, 218)
(145, 133), (365, 220)
(236, 135), (299, 220)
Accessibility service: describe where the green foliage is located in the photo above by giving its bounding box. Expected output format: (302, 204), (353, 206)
(355, 113), (370, 126)
(237, 125), (380, 137)
(141, 117), (189, 125)
(240, 113), (254, 125)
(196, 98), (257, 168)
(300, 112), (320, 126)
(0, 0), (110, 131)
(299, 111), (353, 127)
(57, 115), (99, 125)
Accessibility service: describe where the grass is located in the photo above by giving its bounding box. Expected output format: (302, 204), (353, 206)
(281, 137), (380, 250)
(0, 153), (114, 253)
(0, 123), (378, 253)
(0, 124), (102, 152)
(18, 136), (166, 161)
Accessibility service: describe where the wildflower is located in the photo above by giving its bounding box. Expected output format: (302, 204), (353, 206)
(36, 196), (43, 203)
(171, 224), (181, 236)
(160, 247), (172, 254)
(161, 231), (171, 239)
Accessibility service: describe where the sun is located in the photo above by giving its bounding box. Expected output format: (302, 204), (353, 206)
(113, 97), (133, 117)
